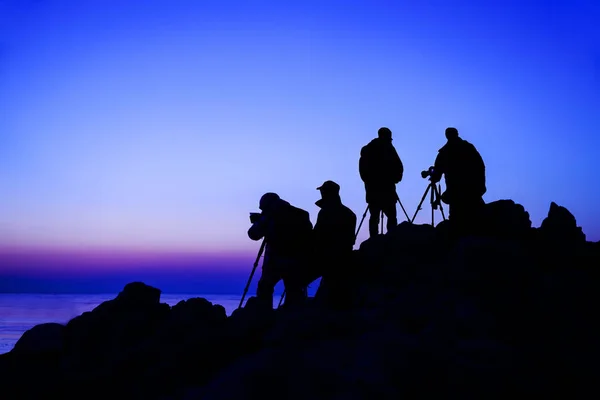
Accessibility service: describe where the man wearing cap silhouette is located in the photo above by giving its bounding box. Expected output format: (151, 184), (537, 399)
(430, 127), (486, 234)
(359, 127), (404, 238)
(248, 192), (313, 309)
(313, 181), (357, 256)
(309, 180), (357, 306)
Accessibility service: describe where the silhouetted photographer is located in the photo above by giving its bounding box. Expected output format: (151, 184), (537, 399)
(359, 127), (404, 238)
(429, 127), (486, 234)
(247, 193), (313, 309)
(307, 180), (357, 307)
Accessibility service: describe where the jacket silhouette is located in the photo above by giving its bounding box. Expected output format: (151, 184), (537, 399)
(313, 181), (357, 255)
(359, 127), (404, 237)
(248, 193), (313, 308)
(430, 127), (486, 233)
(309, 181), (357, 307)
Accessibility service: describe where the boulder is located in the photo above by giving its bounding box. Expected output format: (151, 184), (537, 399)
(62, 282), (171, 373)
(12, 323), (65, 355)
(116, 281), (162, 305)
(539, 202), (586, 244)
(478, 200), (532, 240)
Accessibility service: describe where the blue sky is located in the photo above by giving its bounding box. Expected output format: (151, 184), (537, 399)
(0, 0), (598, 292)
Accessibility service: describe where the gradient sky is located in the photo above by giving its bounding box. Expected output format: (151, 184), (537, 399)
(1, 0), (599, 293)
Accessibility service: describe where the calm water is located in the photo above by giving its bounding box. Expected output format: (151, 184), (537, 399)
(0, 293), (242, 354)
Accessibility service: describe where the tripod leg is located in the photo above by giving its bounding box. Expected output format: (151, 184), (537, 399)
(355, 205), (369, 241)
(430, 184), (435, 226)
(239, 239), (267, 309)
(396, 195), (411, 222)
(411, 185), (431, 223)
(435, 184), (447, 221)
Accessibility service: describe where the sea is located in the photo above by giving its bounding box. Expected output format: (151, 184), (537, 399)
(0, 293), (244, 354)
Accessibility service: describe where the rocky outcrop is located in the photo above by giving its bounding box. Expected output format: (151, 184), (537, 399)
(1, 199), (598, 400)
(478, 199), (532, 240)
(11, 323), (65, 355)
(539, 201), (586, 243)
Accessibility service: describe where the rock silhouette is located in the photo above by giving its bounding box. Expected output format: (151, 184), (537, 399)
(1, 200), (598, 399)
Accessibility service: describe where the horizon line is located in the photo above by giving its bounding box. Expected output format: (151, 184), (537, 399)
(0, 291), (244, 295)
(0, 244), (257, 257)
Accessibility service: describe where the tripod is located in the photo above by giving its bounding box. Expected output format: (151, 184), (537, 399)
(355, 194), (411, 240)
(238, 239), (266, 309)
(239, 239), (291, 309)
(411, 180), (446, 226)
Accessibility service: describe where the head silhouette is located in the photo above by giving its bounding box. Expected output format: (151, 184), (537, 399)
(317, 180), (340, 200)
(445, 127), (459, 141)
(378, 127), (392, 141)
(259, 192), (280, 212)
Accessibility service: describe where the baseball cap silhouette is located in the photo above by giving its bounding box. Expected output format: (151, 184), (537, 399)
(316, 180), (340, 194)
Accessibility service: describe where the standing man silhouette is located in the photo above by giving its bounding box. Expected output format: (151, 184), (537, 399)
(311, 180), (357, 307)
(359, 127), (404, 238)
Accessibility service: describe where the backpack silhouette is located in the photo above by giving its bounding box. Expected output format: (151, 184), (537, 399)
(271, 204), (313, 256)
(359, 138), (404, 185)
(437, 138), (486, 197)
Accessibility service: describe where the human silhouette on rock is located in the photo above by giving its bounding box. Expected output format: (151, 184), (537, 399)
(308, 180), (357, 307)
(359, 127), (404, 238)
(429, 127), (486, 235)
(248, 193), (313, 309)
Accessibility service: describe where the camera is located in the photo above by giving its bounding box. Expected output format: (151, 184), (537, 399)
(421, 166), (436, 179)
(249, 212), (262, 224)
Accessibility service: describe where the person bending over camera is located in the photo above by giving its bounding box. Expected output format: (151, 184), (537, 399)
(248, 193), (313, 309)
(429, 127), (486, 234)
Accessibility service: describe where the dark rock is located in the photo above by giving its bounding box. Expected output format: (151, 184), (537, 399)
(263, 306), (384, 347)
(170, 297), (227, 328)
(63, 297), (170, 373)
(358, 222), (442, 288)
(12, 322), (65, 355)
(116, 281), (162, 306)
(196, 333), (423, 400)
(478, 199), (531, 240)
(434, 219), (453, 241)
(3, 199), (598, 400)
(1, 325), (66, 399)
(95, 297), (231, 399)
(225, 296), (276, 353)
(529, 203), (590, 274)
(539, 202), (586, 244)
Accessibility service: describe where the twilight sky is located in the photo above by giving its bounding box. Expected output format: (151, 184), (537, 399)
(1, 0), (599, 293)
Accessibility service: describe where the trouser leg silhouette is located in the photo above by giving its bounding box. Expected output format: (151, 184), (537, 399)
(259, 258), (306, 309)
(368, 201), (397, 237)
(256, 266), (280, 309)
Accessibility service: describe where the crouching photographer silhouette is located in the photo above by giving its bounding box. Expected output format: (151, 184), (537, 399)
(244, 193), (313, 309)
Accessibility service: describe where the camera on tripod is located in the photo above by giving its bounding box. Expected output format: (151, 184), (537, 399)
(421, 166), (436, 179)
(249, 212), (262, 224)
(411, 166), (446, 225)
